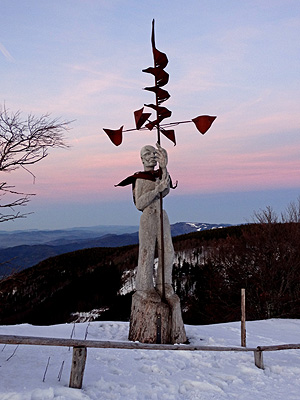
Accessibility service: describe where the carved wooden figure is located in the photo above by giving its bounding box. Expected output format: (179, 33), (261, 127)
(127, 144), (186, 343)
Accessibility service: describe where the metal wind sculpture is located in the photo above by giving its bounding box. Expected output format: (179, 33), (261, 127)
(103, 20), (216, 301)
(103, 20), (216, 147)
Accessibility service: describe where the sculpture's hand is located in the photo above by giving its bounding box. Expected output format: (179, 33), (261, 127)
(156, 143), (168, 168)
(156, 174), (170, 193)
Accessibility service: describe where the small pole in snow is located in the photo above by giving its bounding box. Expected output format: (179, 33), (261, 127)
(58, 360), (65, 381)
(43, 356), (51, 382)
(241, 288), (246, 347)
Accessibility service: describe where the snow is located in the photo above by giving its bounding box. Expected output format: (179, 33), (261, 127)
(185, 222), (229, 231)
(1, 319), (300, 399)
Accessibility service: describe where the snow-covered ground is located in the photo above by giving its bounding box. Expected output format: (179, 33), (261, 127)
(1, 319), (300, 399)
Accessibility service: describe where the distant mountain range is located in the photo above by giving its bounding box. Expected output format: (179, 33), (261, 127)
(0, 225), (140, 248)
(0, 222), (231, 276)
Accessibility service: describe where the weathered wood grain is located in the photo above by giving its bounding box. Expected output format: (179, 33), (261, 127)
(69, 346), (87, 389)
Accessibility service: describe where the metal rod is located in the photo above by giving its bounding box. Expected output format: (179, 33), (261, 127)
(123, 119), (192, 133)
(152, 19), (166, 302)
(159, 192), (166, 301)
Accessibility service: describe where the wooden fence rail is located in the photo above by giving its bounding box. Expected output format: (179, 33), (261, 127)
(0, 334), (299, 389)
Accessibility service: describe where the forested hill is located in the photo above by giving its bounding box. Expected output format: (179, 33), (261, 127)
(0, 245), (139, 325)
(1, 223), (300, 327)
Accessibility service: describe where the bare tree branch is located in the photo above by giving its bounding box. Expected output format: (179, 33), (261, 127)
(252, 205), (278, 224)
(0, 182), (34, 223)
(281, 197), (300, 223)
(0, 105), (72, 223)
(0, 105), (70, 172)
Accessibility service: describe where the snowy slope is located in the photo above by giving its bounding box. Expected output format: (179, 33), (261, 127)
(0, 320), (300, 399)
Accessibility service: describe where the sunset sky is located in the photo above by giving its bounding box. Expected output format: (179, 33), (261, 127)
(1, 0), (300, 230)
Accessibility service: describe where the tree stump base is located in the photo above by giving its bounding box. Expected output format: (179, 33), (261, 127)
(128, 291), (187, 344)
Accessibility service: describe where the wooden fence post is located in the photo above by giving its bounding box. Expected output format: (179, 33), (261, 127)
(69, 346), (87, 389)
(241, 288), (246, 347)
(254, 348), (264, 369)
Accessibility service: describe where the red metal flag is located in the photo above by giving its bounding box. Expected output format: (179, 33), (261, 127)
(144, 86), (170, 104)
(142, 67), (169, 87)
(153, 47), (168, 69)
(134, 107), (152, 130)
(103, 126), (124, 146)
(161, 128), (176, 145)
(151, 19), (168, 69)
(192, 115), (217, 134)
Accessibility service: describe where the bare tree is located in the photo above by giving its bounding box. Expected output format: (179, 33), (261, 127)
(252, 205), (279, 224)
(0, 105), (71, 222)
(281, 197), (300, 223)
(253, 199), (300, 224)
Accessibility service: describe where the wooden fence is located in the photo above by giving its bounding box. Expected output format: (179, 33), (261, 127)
(0, 334), (299, 389)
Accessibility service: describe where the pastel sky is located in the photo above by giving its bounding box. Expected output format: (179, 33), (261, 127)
(1, 0), (300, 230)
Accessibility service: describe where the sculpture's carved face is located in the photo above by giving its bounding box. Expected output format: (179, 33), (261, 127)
(140, 145), (157, 169)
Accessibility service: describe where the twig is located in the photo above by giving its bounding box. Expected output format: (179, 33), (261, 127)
(57, 360), (65, 381)
(43, 357), (51, 382)
(84, 323), (90, 340)
(69, 323), (76, 351)
(70, 323), (76, 339)
(6, 345), (18, 361)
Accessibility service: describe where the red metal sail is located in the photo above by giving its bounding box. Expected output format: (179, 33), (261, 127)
(192, 115), (217, 134)
(144, 86), (170, 104)
(103, 126), (123, 146)
(134, 107), (152, 130)
(142, 67), (169, 87)
(161, 128), (176, 145)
